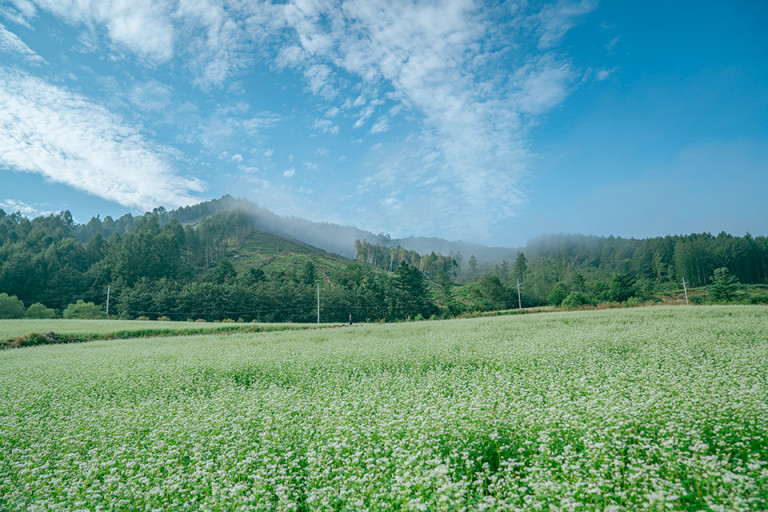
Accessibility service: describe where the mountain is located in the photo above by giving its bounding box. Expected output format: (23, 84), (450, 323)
(167, 196), (516, 265)
(393, 237), (519, 267)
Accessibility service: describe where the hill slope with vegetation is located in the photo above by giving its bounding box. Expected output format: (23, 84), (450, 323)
(0, 197), (766, 323)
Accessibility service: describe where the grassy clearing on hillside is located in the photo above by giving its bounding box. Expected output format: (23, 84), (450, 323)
(0, 319), (328, 349)
(1, 306), (766, 510)
(231, 230), (350, 278)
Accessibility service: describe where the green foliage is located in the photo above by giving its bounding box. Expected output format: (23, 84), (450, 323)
(2, 196), (768, 320)
(25, 303), (57, 319)
(607, 273), (637, 303)
(0, 293), (25, 319)
(355, 239), (457, 278)
(473, 274), (515, 310)
(561, 291), (588, 309)
(468, 255), (478, 276)
(210, 259), (237, 285)
(547, 282), (569, 306)
(394, 262), (436, 319)
(710, 267), (740, 301)
(513, 251), (527, 282)
(300, 260), (317, 285)
(62, 300), (107, 319)
(434, 269), (459, 316)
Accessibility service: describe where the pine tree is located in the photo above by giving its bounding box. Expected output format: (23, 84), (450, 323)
(710, 267), (739, 301)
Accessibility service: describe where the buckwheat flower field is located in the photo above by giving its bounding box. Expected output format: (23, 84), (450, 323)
(1, 306), (766, 511)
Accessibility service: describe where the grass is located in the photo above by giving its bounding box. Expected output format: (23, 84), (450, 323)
(1, 306), (766, 510)
(0, 319), (336, 349)
(230, 230), (350, 280)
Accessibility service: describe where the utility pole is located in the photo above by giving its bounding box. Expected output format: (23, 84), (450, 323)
(682, 278), (689, 305)
(106, 285), (110, 316)
(516, 278), (522, 310)
(316, 283), (320, 324)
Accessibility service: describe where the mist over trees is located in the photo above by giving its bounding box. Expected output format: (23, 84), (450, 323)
(0, 197), (766, 322)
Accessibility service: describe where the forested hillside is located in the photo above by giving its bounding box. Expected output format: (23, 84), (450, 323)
(0, 206), (441, 322)
(0, 198), (766, 323)
(457, 232), (768, 309)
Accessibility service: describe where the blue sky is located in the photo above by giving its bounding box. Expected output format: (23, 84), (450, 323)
(1, 0), (766, 247)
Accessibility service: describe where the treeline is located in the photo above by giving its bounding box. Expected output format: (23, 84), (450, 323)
(0, 208), (442, 322)
(1, 203), (767, 322)
(465, 233), (768, 309)
(524, 233), (768, 287)
(354, 240), (458, 279)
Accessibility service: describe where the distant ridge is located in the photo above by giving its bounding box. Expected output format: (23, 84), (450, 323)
(169, 196), (518, 264)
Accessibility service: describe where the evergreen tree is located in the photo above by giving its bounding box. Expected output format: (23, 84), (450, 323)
(710, 267), (739, 301)
(513, 252), (528, 283)
(394, 262), (435, 319)
(301, 260), (317, 285)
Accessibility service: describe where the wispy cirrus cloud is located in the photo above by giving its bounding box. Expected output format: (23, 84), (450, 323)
(29, 0), (176, 63)
(0, 68), (204, 211)
(266, 0), (590, 237)
(8, 0), (276, 86)
(0, 22), (45, 64)
(535, 0), (596, 49)
(3, 0), (595, 240)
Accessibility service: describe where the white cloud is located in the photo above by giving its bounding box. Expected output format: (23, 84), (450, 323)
(0, 68), (204, 211)
(0, 1), (36, 28)
(271, 0), (556, 234)
(0, 22), (45, 64)
(312, 118), (340, 134)
(535, 0), (596, 49)
(32, 0), (176, 63)
(127, 79), (174, 111)
(15, 0), (282, 86)
(595, 67), (617, 81)
(511, 55), (575, 115)
(370, 117), (389, 134)
(8, 0), (596, 239)
(283, 168), (295, 178)
(0, 198), (51, 217)
(605, 35), (621, 51)
(193, 111), (280, 150)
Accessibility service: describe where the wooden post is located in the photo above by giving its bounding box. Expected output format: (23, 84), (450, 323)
(516, 278), (522, 310)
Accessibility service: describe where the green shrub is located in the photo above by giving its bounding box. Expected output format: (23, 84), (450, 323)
(561, 291), (588, 309)
(26, 303), (57, 319)
(625, 296), (645, 307)
(548, 283), (569, 306)
(157, 316), (171, 322)
(0, 293), (27, 319)
(62, 300), (107, 319)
